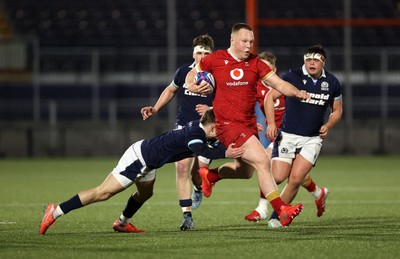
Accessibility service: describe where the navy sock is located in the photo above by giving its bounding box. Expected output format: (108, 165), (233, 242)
(269, 210), (279, 220)
(59, 194), (83, 214)
(122, 195), (143, 218)
(183, 211), (192, 218)
(179, 199), (192, 208)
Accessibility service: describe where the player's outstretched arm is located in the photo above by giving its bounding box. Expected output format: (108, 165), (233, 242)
(140, 106), (157, 120)
(140, 84), (177, 120)
(264, 73), (309, 100)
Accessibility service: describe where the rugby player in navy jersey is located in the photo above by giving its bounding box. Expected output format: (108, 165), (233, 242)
(39, 109), (244, 235)
(140, 35), (214, 229)
(265, 44), (342, 228)
(245, 52), (327, 224)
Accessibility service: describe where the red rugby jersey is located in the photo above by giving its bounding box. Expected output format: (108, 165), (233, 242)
(198, 49), (274, 126)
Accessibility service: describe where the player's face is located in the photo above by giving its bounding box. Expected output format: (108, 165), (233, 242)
(193, 50), (211, 64)
(230, 29), (254, 60)
(304, 58), (324, 79)
(205, 124), (217, 139)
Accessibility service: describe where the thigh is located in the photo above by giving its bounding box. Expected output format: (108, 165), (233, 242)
(241, 135), (269, 168)
(289, 154), (314, 184)
(97, 172), (127, 195)
(175, 157), (194, 173)
(271, 159), (291, 184)
(298, 136), (323, 165)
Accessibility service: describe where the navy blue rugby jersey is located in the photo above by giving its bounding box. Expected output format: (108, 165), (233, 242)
(280, 65), (342, 136)
(140, 120), (226, 169)
(173, 63), (213, 126)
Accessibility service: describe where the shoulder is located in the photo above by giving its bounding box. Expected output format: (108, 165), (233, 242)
(186, 120), (201, 130)
(208, 50), (228, 59)
(175, 63), (192, 75)
(323, 71), (342, 91)
(282, 67), (302, 79)
(324, 71), (340, 83)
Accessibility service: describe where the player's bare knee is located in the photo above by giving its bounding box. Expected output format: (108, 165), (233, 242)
(288, 175), (304, 186)
(274, 174), (286, 184)
(97, 190), (114, 201)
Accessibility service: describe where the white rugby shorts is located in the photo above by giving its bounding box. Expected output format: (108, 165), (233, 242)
(272, 131), (322, 165)
(112, 140), (156, 188)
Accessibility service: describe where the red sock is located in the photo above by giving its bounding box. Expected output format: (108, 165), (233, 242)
(270, 197), (286, 214)
(266, 191), (286, 213)
(305, 180), (316, 192)
(207, 168), (222, 183)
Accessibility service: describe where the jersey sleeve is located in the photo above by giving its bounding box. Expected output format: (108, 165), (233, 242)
(257, 58), (274, 81)
(197, 54), (213, 73)
(172, 66), (185, 89)
(333, 77), (343, 100)
(188, 141), (227, 159)
(185, 121), (226, 159)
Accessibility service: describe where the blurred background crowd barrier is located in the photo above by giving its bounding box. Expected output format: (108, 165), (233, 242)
(0, 0), (399, 157)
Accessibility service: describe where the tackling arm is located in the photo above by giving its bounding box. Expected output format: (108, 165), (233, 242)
(189, 142), (244, 159)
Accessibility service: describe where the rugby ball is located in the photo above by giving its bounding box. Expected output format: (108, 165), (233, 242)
(194, 71), (215, 90)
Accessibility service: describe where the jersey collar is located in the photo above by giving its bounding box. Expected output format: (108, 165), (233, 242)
(227, 48), (242, 62)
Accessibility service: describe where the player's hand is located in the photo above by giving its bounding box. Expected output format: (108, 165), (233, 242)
(141, 106), (157, 120)
(319, 125), (329, 139)
(256, 123), (264, 133)
(296, 90), (310, 100)
(188, 81), (213, 95)
(195, 104), (210, 116)
(225, 143), (245, 158)
(266, 124), (277, 142)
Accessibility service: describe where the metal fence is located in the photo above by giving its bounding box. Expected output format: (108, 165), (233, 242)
(1, 42), (400, 156)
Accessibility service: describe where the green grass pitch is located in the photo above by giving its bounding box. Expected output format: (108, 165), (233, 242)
(0, 156), (399, 258)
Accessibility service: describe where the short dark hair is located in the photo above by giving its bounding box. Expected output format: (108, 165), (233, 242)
(304, 44), (327, 60)
(259, 51), (276, 67)
(193, 34), (215, 51)
(200, 109), (215, 125)
(231, 23), (253, 34)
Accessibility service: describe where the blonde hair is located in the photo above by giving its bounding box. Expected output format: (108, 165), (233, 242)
(259, 51), (276, 67)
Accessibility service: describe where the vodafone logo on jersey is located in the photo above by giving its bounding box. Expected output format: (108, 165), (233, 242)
(226, 68), (248, 86)
(230, 68), (244, 80)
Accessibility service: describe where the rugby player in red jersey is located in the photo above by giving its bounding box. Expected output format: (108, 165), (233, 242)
(185, 23), (309, 227)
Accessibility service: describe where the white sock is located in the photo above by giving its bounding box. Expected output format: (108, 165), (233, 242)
(311, 187), (322, 200)
(53, 206), (64, 219)
(181, 207), (191, 213)
(119, 214), (131, 225)
(255, 198), (268, 218)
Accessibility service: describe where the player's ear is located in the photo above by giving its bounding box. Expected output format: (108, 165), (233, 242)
(210, 124), (216, 134)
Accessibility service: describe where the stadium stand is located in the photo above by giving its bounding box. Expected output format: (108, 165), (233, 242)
(1, 1), (400, 156)
(4, 0), (399, 47)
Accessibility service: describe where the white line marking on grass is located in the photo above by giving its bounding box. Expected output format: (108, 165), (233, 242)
(0, 222), (16, 224)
